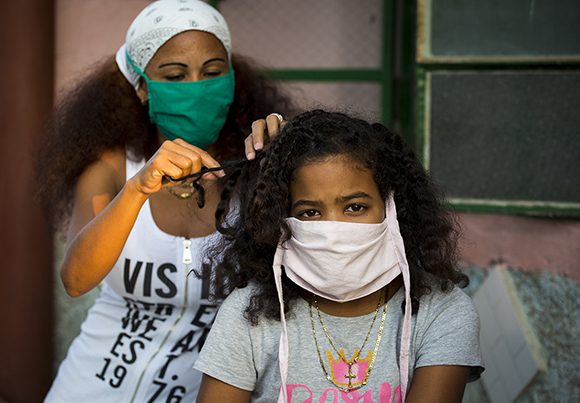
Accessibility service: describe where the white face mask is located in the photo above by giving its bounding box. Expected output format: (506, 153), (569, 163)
(282, 215), (401, 302)
(273, 194), (412, 402)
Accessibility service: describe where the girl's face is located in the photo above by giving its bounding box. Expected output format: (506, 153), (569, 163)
(289, 155), (385, 223)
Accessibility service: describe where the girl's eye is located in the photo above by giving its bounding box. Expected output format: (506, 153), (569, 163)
(345, 203), (366, 214)
(297, 209), (320, 219)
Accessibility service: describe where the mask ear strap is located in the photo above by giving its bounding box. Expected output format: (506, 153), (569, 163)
(386, 193), (411, 402)
(273, 244), (289, 403)
(125, 52), (152, 107)
(125, 51), (151, 84)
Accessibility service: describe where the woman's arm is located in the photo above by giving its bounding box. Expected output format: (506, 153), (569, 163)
(61, 150), (146, 297)
(61, 140), (223, 296)
(196, 375), (251, 403)
(405, 365), (470, 403)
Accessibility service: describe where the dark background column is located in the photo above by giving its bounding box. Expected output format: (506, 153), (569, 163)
(0, 1), (55, 402)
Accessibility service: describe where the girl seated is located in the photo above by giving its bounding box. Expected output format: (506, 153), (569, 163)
(194, 110), (483, 402)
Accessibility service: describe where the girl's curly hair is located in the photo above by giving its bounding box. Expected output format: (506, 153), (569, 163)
(36, 54), (294, 230)
(203, 109), (468, 325)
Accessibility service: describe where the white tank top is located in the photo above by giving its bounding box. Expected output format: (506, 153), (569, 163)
(46, 157), (220, 403)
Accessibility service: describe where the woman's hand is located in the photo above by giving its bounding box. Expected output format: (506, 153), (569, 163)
(245, 113), (285, 160)
(131, 138), (224, 195)
(61, 140), (224, 297)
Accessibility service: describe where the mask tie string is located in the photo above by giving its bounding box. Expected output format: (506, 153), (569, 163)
(386, 193), (411, 402)
(125, 51), (151, 85)
(273, 245), (289, 403)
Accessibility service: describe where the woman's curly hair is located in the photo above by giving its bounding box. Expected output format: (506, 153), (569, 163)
(36, 54), (294, 230)
(204, 109), (468, 325)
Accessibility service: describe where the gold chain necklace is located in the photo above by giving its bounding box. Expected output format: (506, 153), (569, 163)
(309, 289), (389, 392)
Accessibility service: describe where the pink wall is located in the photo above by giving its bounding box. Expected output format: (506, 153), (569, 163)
(55, 0), (151, 92)
(459, 213), (580, 279)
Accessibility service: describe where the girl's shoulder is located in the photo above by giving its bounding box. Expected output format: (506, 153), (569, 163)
(420, 284), (476, 316)
(414, 285), (479, 336)
(217, 283), (284, 329)
(219, 283), (261, 313)
(422, 284), (474, 309)
(414, 270), (475, 314)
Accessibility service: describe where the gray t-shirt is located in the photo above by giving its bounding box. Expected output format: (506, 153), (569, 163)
(195, 283), (483, 402)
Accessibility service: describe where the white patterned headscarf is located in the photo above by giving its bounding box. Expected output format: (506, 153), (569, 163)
(115, 0), (232, 88)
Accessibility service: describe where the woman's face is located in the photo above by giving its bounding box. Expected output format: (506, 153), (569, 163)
(136, 30), (229, 100)
(289, 155), (385, 224)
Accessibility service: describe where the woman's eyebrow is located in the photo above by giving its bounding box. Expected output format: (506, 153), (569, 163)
(157, 58), (226, 69)
(203, 57), (226, 66)
(158, 62), (188, 68)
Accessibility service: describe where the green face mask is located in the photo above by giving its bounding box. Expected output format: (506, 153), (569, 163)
(127, 55), (235, 149)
